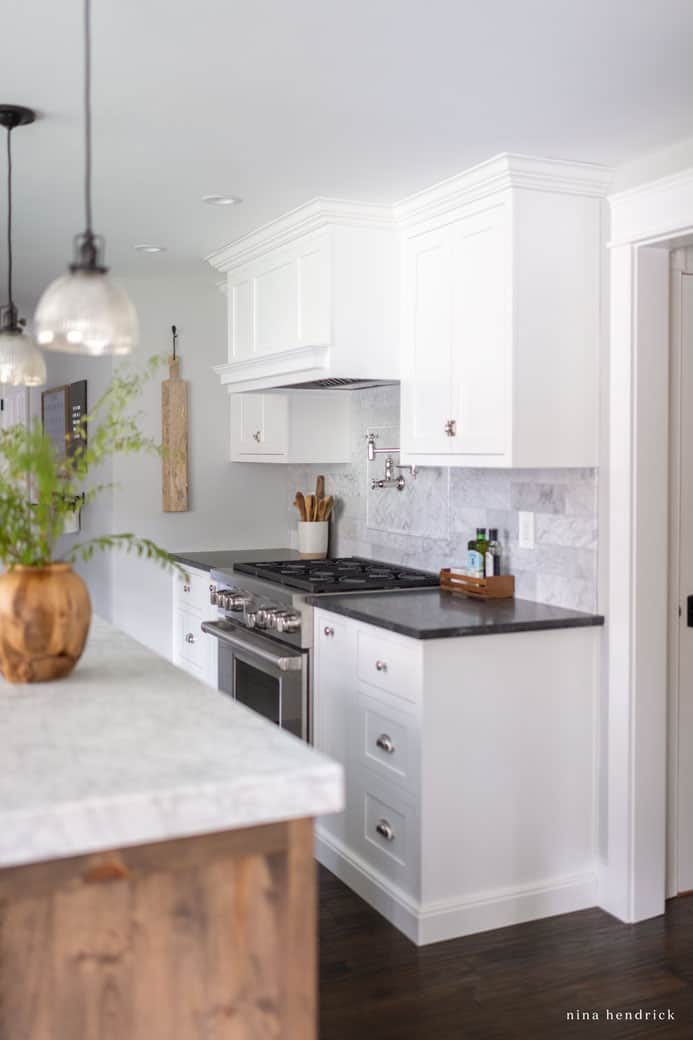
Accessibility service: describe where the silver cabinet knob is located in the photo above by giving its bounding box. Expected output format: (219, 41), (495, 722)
(444, 419), (457, 437)
(209, 584), (216, 593)
(324, 626), (335, 637)
(375, 818), (395, 842)
(183, 583), (191, 592)
(375, 659), (388, 672)
(376, 733), (395, 754)
(184, 632), (197, 644)
(252, 430), (262, 443)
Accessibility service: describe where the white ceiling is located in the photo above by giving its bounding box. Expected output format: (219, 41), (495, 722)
(4, 0), (693, 308)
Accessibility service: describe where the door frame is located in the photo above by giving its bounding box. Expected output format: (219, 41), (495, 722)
(604, 167), (693, 922)
(667, 249), (693, 898)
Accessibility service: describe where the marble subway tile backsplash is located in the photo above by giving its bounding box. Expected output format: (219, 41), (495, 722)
(286, 386), (599, 612)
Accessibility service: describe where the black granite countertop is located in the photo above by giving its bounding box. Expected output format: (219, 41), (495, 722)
(306, 589), (605, 640)
(171, 548), (300, 573)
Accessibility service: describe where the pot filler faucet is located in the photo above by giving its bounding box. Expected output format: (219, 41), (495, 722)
(366, 433), (417, 491)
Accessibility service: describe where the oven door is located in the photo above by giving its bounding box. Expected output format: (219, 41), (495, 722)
(201, 620), (308, 740)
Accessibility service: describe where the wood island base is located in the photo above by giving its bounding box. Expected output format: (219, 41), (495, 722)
(0, 818), (316, 1040)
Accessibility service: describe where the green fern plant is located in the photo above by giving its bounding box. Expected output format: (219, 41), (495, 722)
(0, 356), (182, 572)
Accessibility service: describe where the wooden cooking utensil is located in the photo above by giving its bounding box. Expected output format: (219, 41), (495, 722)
(320, 495), (334, 521)
(294, 492), (307, 521)
(315, 475), (325, 502)
(305, 494), (316, 522)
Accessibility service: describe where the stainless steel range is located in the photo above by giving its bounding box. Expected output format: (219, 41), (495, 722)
(201, 558), (438, 741)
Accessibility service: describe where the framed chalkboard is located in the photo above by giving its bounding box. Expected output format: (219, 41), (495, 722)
(41, 385), (70, 460)
(68, 380), (87, 456)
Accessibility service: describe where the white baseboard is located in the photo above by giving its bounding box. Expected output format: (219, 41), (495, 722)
(315, 827), (598, 946)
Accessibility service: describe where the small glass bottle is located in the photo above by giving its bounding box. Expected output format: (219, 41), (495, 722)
(468, 527), (487, 578)
(485, 528), (502, 577)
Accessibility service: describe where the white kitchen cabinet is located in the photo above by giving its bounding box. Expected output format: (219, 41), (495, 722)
(229, 390), (351, 464)
(312, 606), (600, 945)
(208, 201), (400, 392)
(400, 154), (609, 468)
(172, 565), (218, 688)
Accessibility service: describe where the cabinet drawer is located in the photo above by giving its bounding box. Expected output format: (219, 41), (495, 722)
(356, 628), (420, 705)
(349, 694), (418, 794)
(348, 771), (417, 891)
(173, 566), (212, 614)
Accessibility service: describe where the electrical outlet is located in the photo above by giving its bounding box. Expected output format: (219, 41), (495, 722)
(518, 511), (535, 550)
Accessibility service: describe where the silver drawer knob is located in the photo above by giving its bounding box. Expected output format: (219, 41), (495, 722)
(444, 419), (457, 437)
(375, 659), (388, 672)
(375, 818), (395, 842)
(324, 626), (335, 637)
(184, 632), (197, 644)
(183, 583), (191, 593)
(252, 430), (262, 443)
(376, 733), (395, 754)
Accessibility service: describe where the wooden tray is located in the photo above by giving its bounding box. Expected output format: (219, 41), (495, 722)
(440, 569), (515, 600)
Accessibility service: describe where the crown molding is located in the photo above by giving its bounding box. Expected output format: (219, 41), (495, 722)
(206, 198), (396, 272)
(206, 153), (612, 273)
(395, 153), (612, 228)
(608, 165), (693, 246)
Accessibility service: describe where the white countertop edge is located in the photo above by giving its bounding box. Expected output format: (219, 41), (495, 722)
(0, 764), (344, 870)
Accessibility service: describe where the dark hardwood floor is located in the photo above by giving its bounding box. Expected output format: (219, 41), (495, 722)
(318, 867), (693, 1039)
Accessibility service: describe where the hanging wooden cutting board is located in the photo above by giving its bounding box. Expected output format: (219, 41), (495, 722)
(162, 351), (189, 512)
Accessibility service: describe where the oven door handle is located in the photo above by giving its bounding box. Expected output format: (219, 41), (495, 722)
(201, 620), (303, 672)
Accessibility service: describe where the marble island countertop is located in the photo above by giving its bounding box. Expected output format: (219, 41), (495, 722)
(307, 588), (605, 639)
(0, 617), (342, 870)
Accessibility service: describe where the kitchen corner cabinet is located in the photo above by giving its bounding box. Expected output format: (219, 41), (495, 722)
(172, 565), (218, 687)
(312, 606), (600, 945)
(400, 155), (608, 468)
(230, 390), (351, 464)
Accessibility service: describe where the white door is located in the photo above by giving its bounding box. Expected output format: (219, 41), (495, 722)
(449, 204), (508, 456)
(401, 226), (454, 455)
(675, 271), (693, 892)
(230, 393), (288, 458)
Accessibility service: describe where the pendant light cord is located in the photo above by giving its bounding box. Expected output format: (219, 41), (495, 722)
(5, 125), (13, 316)
(84, 0), (93, 235)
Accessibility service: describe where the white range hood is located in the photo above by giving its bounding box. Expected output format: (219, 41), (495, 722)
(207, 198), (400, 393)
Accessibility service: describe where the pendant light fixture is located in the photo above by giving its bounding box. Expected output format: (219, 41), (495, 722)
(0, 105), (47, 388)
(34, 0), (138, 356)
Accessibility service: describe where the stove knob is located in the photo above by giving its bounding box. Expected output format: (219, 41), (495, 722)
(256, 607), (279, 629)
(276, 612), (301, 634)
(228, 593), (250, 611)
(246, 610), (258, 629)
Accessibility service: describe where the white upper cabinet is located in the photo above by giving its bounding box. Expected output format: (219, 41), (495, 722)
(208, 201), (400, 392)
(230, 390), (351, 464)
(400, 155), (610, 468)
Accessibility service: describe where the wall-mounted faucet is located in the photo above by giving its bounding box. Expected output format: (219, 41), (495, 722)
(366, 433), (417, 491)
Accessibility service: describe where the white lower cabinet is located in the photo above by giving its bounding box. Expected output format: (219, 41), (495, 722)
(172, 566), (218, 688)
(313, 607), (600, 945)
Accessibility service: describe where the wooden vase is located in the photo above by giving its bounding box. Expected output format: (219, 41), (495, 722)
(0, 563), (92, 684)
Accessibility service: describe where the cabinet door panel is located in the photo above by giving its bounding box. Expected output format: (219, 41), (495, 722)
(401, 227), (453, 455)
(253, 259), (298, 356)
(228, 277), (252, 361)
(231, 394), (288, 458)
(450, 205), (508, 456)
(298, 237), (330, 346)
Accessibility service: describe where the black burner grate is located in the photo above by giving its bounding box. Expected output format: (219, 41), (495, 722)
(235, 557), (439, 593)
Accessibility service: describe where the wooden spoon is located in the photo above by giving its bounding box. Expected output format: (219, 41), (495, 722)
(320, 495), (334, 521)
(294, 492), (307, 521)
(305, 494), (316, 522)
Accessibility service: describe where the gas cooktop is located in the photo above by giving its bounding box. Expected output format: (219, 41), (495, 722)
(233, 557), (440, 594)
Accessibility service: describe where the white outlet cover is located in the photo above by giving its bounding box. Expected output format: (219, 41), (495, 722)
(518, 511), (535, 550)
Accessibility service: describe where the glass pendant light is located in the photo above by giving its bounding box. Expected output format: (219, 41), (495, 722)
(34, 0), (138, 356)
(0, 105), (46, 388)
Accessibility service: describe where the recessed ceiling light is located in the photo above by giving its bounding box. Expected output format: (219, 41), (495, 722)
(202, 194), (242, 206)
(134, 244), (165, 253)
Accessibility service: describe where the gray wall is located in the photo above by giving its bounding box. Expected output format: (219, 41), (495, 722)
(46, 272), (290, 657)
(287, 385), (599, 612)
